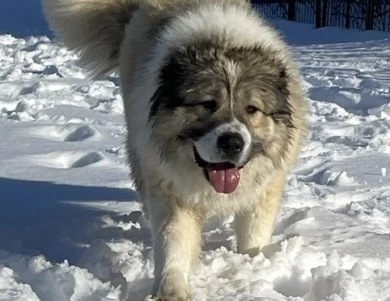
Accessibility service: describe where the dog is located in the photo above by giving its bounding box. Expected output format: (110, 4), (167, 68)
(43, 0), (308, 299)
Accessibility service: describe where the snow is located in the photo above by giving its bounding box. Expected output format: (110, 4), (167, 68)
(1, 20), (390, 301)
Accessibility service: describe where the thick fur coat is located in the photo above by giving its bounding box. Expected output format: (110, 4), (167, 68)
(43, 1), (308, 300)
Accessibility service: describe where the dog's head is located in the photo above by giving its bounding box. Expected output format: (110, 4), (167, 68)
(149, 43), (296, 194)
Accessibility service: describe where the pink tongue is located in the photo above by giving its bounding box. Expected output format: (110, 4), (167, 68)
(207, 168), (240, 194)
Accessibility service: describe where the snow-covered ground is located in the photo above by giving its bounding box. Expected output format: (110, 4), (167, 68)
(1, 21), (390, 301)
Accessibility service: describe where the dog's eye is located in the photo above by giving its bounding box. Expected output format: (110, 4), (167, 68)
(198, 101), (217, 111)
(246, 105), (260, 115)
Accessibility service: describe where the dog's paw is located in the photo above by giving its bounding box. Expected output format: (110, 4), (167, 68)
(148, 273), (191, 301)
(145, 296), (189, 301)
(144, 293), (190, 301)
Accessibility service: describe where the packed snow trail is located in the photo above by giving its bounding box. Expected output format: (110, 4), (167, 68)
(1, 22), (390, 301)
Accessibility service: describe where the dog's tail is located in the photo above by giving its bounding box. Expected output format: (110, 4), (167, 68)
(43, 0), (139, 77)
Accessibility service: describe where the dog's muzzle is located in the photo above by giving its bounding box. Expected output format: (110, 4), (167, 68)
(193, 120), (251, 194)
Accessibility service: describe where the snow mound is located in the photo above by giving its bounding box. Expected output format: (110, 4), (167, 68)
(0, 252), (121, 301)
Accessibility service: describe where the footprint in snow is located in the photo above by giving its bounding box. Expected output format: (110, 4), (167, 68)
(32, 151), (106, 169)
(298, 167), (356, 187)
(30, 124), (99, 142)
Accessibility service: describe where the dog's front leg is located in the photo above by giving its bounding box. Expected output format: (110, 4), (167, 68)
(234, 173), (284, 257)
(148, 200), (203, 301)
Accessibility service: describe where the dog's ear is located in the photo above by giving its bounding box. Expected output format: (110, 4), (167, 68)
(43, 0), (139, 77)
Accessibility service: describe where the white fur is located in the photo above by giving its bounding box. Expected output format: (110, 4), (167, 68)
(147, 3), (291, 89)
(235, 201), (278, 256)
(146, 199), (201, 299)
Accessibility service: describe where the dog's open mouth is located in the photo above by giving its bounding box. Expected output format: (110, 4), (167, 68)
(193, 147), (242, 194)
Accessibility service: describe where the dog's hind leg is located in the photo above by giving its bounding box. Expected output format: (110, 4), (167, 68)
(146, 199), (203, 301)
(234, 172), (285, 257)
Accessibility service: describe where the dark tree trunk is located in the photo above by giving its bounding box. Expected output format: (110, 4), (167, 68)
(345, 0), (351, 29)
(322, 0), (328, 27)
(316, 0), (322, 28)
(287, 0), (296, 21)
(366, 0), (375, 30)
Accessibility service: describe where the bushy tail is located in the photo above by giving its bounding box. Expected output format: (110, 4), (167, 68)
(43, 0), (139, 77)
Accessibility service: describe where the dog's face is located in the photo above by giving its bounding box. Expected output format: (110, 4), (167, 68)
(149, 43), (294, 194)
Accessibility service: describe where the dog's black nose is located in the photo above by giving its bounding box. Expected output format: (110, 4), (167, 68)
(217, 133), (245, 157)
